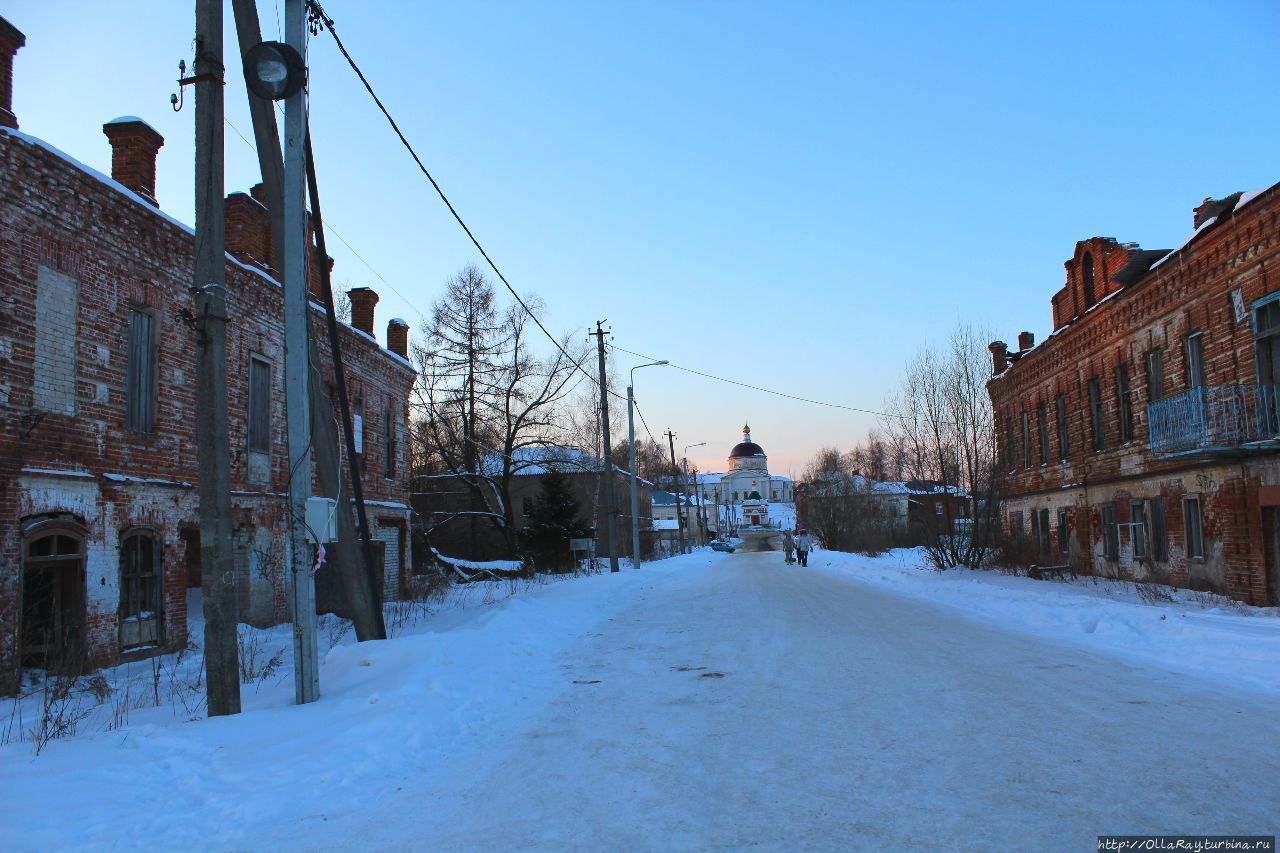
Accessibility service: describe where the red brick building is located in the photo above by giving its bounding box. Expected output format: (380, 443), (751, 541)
(0, 17), (416, 693)
(988, 180), (1280, 605)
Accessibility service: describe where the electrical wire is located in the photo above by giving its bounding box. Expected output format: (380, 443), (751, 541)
(607, 341), (914, 422)
(224, 116), (425, 325)
(305, 0), (606, 398)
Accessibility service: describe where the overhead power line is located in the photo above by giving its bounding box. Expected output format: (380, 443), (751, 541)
(224, 116), (423, 324)
(305, 0), (604, 395)
(607, 341), (912, 422)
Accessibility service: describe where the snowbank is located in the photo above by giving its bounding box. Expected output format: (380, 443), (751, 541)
(812, 549), (1280, 696)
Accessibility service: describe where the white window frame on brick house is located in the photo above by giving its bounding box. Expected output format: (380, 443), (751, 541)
(1101, 504), (1118, 561)
(247, 355), (272, 454)
(1185, 332), (1205, 389)
(1183, 495), (1204, 559)
(1129, 500), (1148, 560)
(1145, 349), (1165, 404)
(126, 307), (159, 434)
(119, 528), (163, 650)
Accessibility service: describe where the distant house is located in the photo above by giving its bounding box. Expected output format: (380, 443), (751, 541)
(651, 490), (717, 542)
(795, 475), (969, 545)
(412, 446), (654, 563)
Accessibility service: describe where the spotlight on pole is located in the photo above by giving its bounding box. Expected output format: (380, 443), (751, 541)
(244, 41), (307, 101)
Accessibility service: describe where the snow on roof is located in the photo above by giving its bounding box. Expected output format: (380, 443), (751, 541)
(389, 317), (408, 326)
(0, 127), (416, 379)
(1235, 186), (1268, 211)
(105, 115), (151, 127)
(652, 519), (680, 530)
(479, 445), (649, 484)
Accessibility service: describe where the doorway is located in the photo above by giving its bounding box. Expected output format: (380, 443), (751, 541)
(20, 528), (86, 674)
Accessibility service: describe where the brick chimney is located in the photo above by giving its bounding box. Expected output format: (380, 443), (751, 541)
(102, 117), (164, 206)
(347, 287), (378, 336)
(988, 341), (1008, 375)
(224, 191), (271, 268)
(1017, 331), (1035, 352)
(387, 318), (409, 358)
(0, 17), (24, 130)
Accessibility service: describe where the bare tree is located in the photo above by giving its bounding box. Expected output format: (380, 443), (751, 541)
(882, 323), (1000, 569)
(798, 446), (894, 554)
(412, 266), (511, 555)
(484, 302), (591, 554)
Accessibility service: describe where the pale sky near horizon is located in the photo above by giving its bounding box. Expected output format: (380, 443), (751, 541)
(8, 1), (1280, 477)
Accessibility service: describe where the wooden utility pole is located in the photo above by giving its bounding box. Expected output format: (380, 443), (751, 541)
(192, 0), (240, 716)
(666, 429), (687, 554)
(230, 0), (384, 641)
(283, 0), (319, 704)
(590, 322), (619, 572)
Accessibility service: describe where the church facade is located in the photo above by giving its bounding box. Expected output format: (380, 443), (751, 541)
(692, 425), (794, 515)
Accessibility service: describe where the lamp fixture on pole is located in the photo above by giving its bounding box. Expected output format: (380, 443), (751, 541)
(627, 360), (667, 567)
(682, 442), (706, 550)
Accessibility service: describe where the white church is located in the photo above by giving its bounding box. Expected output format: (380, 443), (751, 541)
(691, 424), (793, 527)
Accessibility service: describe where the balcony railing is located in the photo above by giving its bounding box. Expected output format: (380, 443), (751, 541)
(1147, 384), (1280, 457)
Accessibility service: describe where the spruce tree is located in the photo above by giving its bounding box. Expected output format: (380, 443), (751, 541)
(520, 469), (592, 570)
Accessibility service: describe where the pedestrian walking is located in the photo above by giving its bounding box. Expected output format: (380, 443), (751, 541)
(796, 530), (815, 566)
(782, 531), (796, 565)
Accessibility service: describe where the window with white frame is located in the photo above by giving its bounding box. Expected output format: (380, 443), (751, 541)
(1184, 496), (1204, 558)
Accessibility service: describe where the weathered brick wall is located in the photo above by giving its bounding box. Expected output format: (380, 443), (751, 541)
(990, 185), (1280, 604)
(0, 126), (415, 692)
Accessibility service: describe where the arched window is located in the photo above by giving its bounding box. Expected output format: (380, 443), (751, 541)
(119, 529), (163, 649)
(1082, 252), (1096, 308)
(21, 524), (85, 670)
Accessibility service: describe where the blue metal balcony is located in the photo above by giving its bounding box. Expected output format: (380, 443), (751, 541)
(1147, 384), (1280, 457)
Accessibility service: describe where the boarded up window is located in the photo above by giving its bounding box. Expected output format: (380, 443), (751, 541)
(248, 357), (271, 453)
(1116, 363), (1134, 442)
(33, 266), (79, 415)
(1089, 378), (1104, 451)
(127, 309), (157, 433)
(384, 406), (396, 478)
(1102, 504), (1118, 560)
(1055, 394), (1069, 460)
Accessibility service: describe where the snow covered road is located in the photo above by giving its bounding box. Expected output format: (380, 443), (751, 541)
(4, 549), (1276, 851)
(326, 551), (1277, 851)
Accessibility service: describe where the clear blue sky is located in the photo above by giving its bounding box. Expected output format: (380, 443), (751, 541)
(9, 1), (1280, 476)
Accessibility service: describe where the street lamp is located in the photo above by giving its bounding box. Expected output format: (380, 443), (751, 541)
(243, 41), (307, 101)
(628, 360), (668, 568)
(682, 442), (706, 551)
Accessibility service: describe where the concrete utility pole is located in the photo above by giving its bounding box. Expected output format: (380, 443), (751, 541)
(590, 322), (620, 572)
(666, 429), (686, 554)
(192, 0), (241, 716)
(230, 0), (384, 643)
(283, 0), (319, 704)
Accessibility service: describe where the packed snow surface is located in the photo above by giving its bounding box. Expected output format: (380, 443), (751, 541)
(2, 549), (1277, 850)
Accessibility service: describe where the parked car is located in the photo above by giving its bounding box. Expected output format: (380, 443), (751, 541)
(710, 539), (736, 553)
